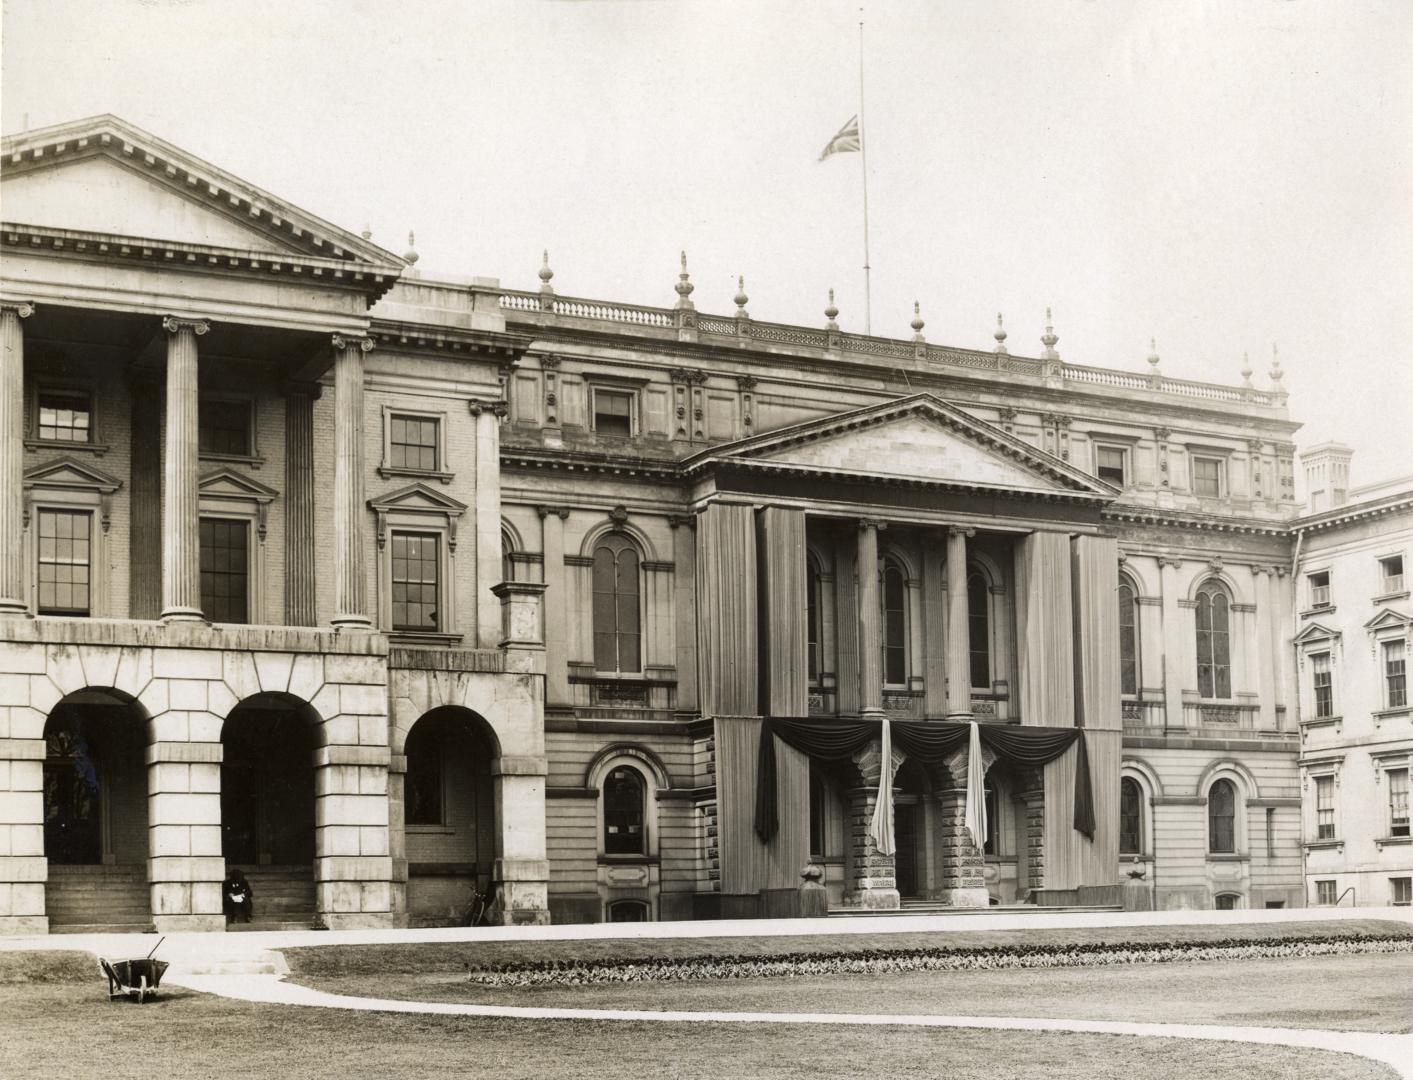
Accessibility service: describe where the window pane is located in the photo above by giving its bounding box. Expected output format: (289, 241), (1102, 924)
(883, 564), (906, 685)
(1208, 779), (1235, 852)
(199, 518), (249, 623)
(604, 766), (645, 854)
(36, 510), (93, 616)
(391, 532), (439, 631)
(592, 538), (640, 673)
(967, 572), (989, 690)
(594, 391), (633, 436)
(1096, 446), (1125, 484)
(198, 399), (252, 456)
(1120, 778), (1142, 854)
(37, 391), (93, 443)
(390, 414), (439, 472)
(1118, 583), (1138, 695)
(1388, 769), (1409, 837)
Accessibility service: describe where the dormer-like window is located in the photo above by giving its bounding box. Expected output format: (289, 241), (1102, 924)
(592, 389), (634, 436)
(37, 389), (92, 444)
(199, 398), (253, 458)
(1308, 571), (1331, 609)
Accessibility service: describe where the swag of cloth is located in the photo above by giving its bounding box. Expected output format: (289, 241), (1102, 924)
(754, 715), (1096, 846)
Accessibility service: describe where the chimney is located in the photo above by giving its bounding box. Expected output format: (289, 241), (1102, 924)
(1299, 442), (1354, 512)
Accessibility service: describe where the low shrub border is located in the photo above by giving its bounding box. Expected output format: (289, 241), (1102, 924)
(462, 934), (1413, 987)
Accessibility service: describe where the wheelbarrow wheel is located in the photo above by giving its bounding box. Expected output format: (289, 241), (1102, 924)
(137, 974), (147, 1004)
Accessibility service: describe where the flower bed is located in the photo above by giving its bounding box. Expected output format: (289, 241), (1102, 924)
(463, 933), (1413, 987)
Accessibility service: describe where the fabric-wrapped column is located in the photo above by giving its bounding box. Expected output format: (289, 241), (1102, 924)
(944, 526), (974, 716)
(0, 302), (33, 614)
(331, 334), (373, 629)
(160, 317), (209, 621)
(936, 739), (992, 906)
(856, 519), (884, 716)
(845, 739), (902, 909)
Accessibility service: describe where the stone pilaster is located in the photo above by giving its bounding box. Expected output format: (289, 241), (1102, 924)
(284, 382), (320, 625)
(147, 738), (225, 932)
(331, 334), (373, 629)
(1159, 556), (1185, 729)
(160, 317), (209, 621)
(833, 530), (860, 716)
(944, 526), (975, 716)
(1253, 565), (1277, 729)
(472, 400), (507, 648)
(491, 755), (551, 925)
(1018, 772), (1046, 893)
(128, 365), (163, 619)
(670, 515), (699, 713)
(856, 519), (884, 716)
(538, 506), (570, 705)
(844, 739), (903, 909)
(0, 302), (33, 615)
(936, 742), (994, 906)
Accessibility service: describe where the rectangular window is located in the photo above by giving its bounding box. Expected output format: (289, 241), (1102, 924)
(198, 399), (252, 457)
(1316, 879), (1337, 906)
(809, 771), (827, 859)
(391, 532), (440, 632)
(1386, 640), (1408, 709)
(389, 414), (439, 472)
(1191, 456), (1223, 497)
(37, 389), (92, 443)
(36, 509), (92, 616)
(1380, 554), (1405, 595)
(1265, 807), (1276, 859)
(1392, 877), (1412, 906)
(1095, 445), (1127, 486)
(592, 389), (634, 436)
(1311, 653), (1333, 719)
(1307, 571), (1330, 609)
(1315, 775), (1336, 841)
(199, 518), (249, 624)
(1390, 768), (1410, 838)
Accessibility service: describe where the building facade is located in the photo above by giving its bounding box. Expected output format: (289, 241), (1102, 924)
(0, 116), (1323, 933)
(1291, 448), (1412, 909)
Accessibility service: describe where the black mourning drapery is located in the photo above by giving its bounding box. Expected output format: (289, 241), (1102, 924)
(754, 717), (1095, 843)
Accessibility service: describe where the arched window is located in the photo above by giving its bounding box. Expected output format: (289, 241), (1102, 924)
(1195, 580), (1232, 699)
(1118, 578), (1140, 696)
(1120, 777), (1143, 854)
(1208, 778), (1236, 853)
(882, 559), (907, 686)
(807, 554), (823, 684)
(603, 765), (646, 855)
(593, 534), (641, 673)
(1214, 893), (1240, 911)
(968, 570), (991, 690)
(500, 527), (515, 585)
(608, 899), (648, 921)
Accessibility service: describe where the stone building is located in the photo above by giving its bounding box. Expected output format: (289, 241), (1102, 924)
(1290, 447), (1412, 908)
(0, 115), (1320, 932)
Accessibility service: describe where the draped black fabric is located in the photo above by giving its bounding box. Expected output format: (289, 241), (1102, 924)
(753, 716), (1096, 843)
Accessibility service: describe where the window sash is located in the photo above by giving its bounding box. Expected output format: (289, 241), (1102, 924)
(967, 572), (990, 690)
(36, 509), (93, 615)
(1315, 776), (1336, 840)
(593, 391), (634, 435)
(1380, 556), (1404, 594)
(1118, 584), (1139, 696)
(1316, 880), (1337, 905)
(1385, 641), (1407, 709)
(199, 518), (250, 624)
(1311, 654), (1333, 718)
(1208, 781), (1235, 852)
(882, 564), (907, 686)
(198, 399), (252, 456)
(1192, 457), (1222, 497)
(37, 391), (93, 443)
(1196, 590), (1232, 699)
(1095, 446), (1126, 485)
(1120, 779), (1143, 854)
(603, 766), (646, 855)
(592, 540), (641, 673)
(389, 415), (439, 472)
(391, 532), (440, 631)
(1390, 769), (1410, 837)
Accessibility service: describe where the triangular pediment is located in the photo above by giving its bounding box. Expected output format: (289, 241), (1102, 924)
(368, 482), (469, 516)
(684, 394), (1116, 500)
(1365, 608), (1411, 633)
(1, 115), (402, 268)
(1293, 621), (1340, 644)
(199, 468), (278, 503)
(23, 456), (122, 494)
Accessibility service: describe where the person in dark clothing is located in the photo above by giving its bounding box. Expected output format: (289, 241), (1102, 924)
(223, 869), (254, 924)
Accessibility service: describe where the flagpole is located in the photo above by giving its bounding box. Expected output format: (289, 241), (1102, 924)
(858, 16), (872, 335)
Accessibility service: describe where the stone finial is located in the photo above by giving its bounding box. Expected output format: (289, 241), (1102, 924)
(1269, 343), (1284, 386)
(403, 230), (419, 266)
(824, 288), (839, 330)
(1241, 351), (1254, 387)
(910, 301), (925, 342)
(734, 275), (749, 318)
(361, 224), (372, 241)
(1147, 337), (1161, 375)
(993, 312), (1008, 354)
(674, 251), (695, 309)
(1040, 307), (1059, 359)
(538, 249), (555, 293)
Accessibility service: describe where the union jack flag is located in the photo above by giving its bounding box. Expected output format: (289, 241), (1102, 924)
(818, 115), (861, 161)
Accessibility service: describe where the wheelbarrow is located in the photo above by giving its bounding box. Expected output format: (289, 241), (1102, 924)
(99, 937), (169, 1003)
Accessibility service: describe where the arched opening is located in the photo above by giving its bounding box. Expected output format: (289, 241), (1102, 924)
(881, 558), (908, 687)
(967, 568), (991, 690)
(979, 763), (1029, 904)
(1118, 577), (1141, 696)
(221, 693), (319, 926)
(42, 689), (151, 929)
(1208, 777), (1237, 854)
(403, 706), (497, 927)
(608, 899), (648, 922)
(603, 765), (647, 855)
(592, 533), (641, 674)
(892, 758), (930, 899)
(1195, 579), (1233, 699)
(1120, 777), (1144, 855)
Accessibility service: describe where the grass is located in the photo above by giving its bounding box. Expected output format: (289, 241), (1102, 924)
(283, 918), (1413, 978)
(295, 951), (1413, 1034)
(0, 978), (1396, 1080)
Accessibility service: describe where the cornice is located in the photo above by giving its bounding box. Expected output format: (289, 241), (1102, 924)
(1101, 503), (1294, 538)
(1291, 492), (1413, 535)
(369, 318), (533, 360)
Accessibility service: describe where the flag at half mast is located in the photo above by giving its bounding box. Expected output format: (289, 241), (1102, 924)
(818, 115), (860, 161)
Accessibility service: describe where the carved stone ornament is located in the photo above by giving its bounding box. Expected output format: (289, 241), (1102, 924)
(609, 505), (629, 525)
(0, 301), (35, 319)
(330, 333), (374, 353)
(163, 316), (211, 336)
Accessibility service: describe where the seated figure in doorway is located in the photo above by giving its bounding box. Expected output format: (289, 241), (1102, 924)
(223, 869), (255, 924)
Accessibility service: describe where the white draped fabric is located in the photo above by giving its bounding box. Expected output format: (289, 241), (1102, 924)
(964, 720), (987, 849)
(869, 717), (895, 856)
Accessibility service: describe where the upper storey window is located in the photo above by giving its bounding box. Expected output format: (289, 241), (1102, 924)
(1195, 579), (1232, 699)
(592, 534), (641, 674)
(37, 390), (92, 443)
(882, 560), (907, 686)
(807, 554), (822, 684)
(1379, 555), (1405, 596)
(967, 570), (991, 690)
(593, 389), (634, 437)
(1095, 445), (1127, 487)
(1118, 578), (1140, 696)
(199, 398), (252, 457)
(1191, 455), (1225, 498)
(1308, 571), (1331, 609)
(36, 509), (92, 616)
(390, 415), (439, 472)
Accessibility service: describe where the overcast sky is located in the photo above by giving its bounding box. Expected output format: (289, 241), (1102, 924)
(3, 0), (1410, 491)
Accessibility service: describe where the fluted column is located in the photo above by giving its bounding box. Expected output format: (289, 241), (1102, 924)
(857, 519), (884, 716)
(160, 316), (209, 621)
(539, 505), (570, 705)
(1159, 556), (1185, 729)
(472, 400), (507, 648)
(944, 526), (975, 716)
(0, 302), (34, 615)
(1253, 566), (1277, 730)
(332, 334), (373, 629)
(284, 382), (320, 625)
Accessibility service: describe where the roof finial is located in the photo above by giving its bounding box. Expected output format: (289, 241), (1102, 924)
(361, 223), (372, 241)
(1269, 343), (1284, 385)
(402, 230), (420, 266)
(538, 249), (555, 290)
(1147, 336), (1161, 372)
(824, 288), (839, 330)
(910, 301), (925, 342)
(674, 251), (695, 310)
(1040, 307), (1059, 360)
(734, 275), (749, 318)
(993, 312), (1008, 354)
(1240, 351), (1254, 387)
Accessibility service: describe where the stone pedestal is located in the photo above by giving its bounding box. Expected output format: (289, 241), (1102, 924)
(492, 762), (551, 925)
(0, 303), (33, 615)
(844, 739), (902, 909)
(160, 317), (208, 622)
(1020, 779), (1046, 893)
(935, 743), (994, 906)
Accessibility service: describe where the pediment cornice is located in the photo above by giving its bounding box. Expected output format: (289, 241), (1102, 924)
(23, 455), (123, 494)
(198, 467), (279, 503)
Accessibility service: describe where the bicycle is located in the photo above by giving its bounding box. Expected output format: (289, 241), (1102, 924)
(466, 886), (499, 927)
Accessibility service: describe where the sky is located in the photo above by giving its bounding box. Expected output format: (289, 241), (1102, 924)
(3, 0), (1410, 491)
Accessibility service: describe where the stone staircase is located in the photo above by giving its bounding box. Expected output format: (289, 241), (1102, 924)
(830, 898), (1123, 917)
(46, 864), (153, 933)
(224, 865), (318, 931)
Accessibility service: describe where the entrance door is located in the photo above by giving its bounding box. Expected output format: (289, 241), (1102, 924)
(43, 732), (102, 865)
(894, 802), (920, 898)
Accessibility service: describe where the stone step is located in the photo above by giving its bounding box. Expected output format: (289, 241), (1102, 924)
(50, 923), (155, 935)
(830, 903), (1123, 917)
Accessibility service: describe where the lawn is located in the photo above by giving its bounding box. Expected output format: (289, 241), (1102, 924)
(0, 970), (1395, 1080)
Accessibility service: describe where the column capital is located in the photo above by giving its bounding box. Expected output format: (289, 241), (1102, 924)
(1158, 555), (1183, 570)
(280, 379), (324, 401)
(668, 513), (696, 530)
(468, 398), (508, 417)
(330, 332), (374, 353)
(162, 316), (210, 336)
(858, 517), (887, 533)
(947, 525), (976, 540)
(0, 301), (35, 319)
(536, 505), (571, 520)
